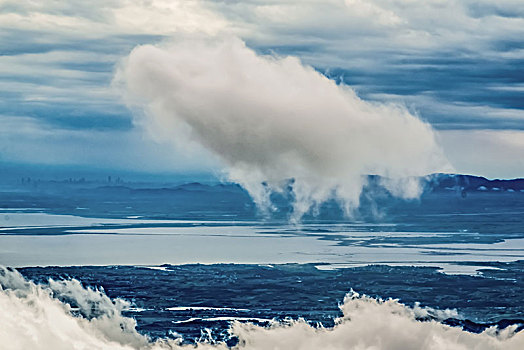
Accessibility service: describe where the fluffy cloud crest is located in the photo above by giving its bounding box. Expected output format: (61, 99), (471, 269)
(116, 37), (451, 218)
(1, 266), (522, 350)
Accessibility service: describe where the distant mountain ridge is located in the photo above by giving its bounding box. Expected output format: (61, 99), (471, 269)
(427, 174), (524, 193)
(2, 173), (523, 221)
(90, 174), (524, 195)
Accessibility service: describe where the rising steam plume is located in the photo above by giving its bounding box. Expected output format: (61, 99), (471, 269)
(116, 37), (451, 219)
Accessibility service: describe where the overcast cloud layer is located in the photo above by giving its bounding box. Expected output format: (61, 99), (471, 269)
(0, 0), (523, 178)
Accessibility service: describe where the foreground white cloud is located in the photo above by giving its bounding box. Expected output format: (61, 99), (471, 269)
(1, 267), (522, 350)
(116, 37), (451, 218)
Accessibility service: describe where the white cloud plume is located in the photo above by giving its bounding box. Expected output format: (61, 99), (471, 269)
(1, 267), (522, 350)
(116, 37), (451, 218)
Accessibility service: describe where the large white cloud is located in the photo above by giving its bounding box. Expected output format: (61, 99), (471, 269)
(116, 37), (451, 218)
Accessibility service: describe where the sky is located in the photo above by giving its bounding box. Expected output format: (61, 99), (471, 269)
(0, 0), (523, 179)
